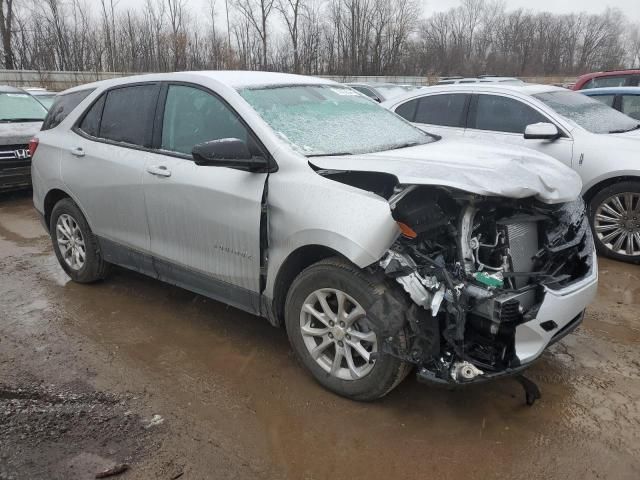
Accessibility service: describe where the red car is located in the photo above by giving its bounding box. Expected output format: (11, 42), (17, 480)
(572, 69), (640, 90)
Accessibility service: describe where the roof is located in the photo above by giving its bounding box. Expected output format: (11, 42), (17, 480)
(346, 82), (402, 88)
(62, 70), (336, 95)
(28, 90), (56, 96)
(576, 69), (640, 79)
(0, 85), (27, 93)
(186, 71), (335, 88)
(381, 83), (565, 108)
(574, 69), (640, 89)
(580, 86), (640, 95)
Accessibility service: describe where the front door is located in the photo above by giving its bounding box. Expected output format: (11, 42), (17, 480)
(143, 83), (267, 310)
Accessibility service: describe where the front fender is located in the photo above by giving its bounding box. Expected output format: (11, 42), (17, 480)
(582, 169), (640, 196)
(264, 169), (399, 299)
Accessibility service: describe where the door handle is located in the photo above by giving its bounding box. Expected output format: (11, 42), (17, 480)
(146, 165), (171, 177)
(70, 146), (85, 157)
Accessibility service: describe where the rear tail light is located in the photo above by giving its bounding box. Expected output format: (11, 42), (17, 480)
(28, 137), (39, 157)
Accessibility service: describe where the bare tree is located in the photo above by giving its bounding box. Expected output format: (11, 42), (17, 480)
(0, 0), (14, 68)
(166, 0), (187, 70)
(1, 0), (638, 78)
(235, 0), (275, 69)
(277, 0), (306, 73)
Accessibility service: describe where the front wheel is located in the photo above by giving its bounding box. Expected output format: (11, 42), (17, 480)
(589, 181), (640, 263)
(284, 257), (410, 401)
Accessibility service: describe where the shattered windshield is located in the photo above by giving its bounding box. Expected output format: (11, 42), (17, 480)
(534, 90), (639, 134)
(239, 85), (433, 156)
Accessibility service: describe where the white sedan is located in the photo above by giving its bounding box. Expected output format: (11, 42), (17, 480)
(383, 84), (640, 263)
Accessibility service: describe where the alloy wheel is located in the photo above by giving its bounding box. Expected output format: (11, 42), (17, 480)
(299, 288), (378, 381)
(56, 213), (87, 270)
(594, 192), (640, 257)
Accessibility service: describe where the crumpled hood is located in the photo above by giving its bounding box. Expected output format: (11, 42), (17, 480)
(0, 122), (42, 145)
(310, 137), (582, 204)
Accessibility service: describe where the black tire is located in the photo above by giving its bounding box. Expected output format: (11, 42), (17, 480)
(50, 198), (110, 283)
(284, 257), (411, 401)
(588, 180), (640, 264)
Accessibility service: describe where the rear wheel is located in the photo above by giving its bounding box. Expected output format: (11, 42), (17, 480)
(285, 257), (410, 401)
(589, 181), (640, 263)
(50, 198), (110, 282)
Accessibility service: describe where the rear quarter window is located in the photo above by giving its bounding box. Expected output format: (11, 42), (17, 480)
(41, 89), (94, 131)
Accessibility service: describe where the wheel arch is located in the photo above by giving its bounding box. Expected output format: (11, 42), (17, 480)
(268, 244), (349, 328)
(583, 175), (640, 204)
(43, 188), (72, 232)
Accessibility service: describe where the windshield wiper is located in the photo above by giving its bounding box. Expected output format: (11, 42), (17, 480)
(0, 118), (44, 123)
(307, 152), (353, 157)
(609, 124), (640, 134)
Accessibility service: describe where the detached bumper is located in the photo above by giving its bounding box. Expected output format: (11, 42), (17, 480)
(515, 252), (598, 364)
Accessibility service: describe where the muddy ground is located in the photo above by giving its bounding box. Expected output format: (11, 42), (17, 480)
(0, 191), (638, 480)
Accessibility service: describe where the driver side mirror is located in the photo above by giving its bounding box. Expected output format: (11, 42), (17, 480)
(524, 122), (561, 141)
(192, 138), (268, 172)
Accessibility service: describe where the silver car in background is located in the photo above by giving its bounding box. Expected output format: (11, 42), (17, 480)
(32, 72), (597, 403)
(384, 83), (640, 263)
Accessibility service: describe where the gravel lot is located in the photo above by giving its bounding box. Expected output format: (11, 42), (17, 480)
(1, 191), (639, 480)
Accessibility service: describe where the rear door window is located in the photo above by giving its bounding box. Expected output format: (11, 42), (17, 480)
(41, 89), (94, 130)
(621, 95), (640, 120)
(472, 94), (547, 134)
(414, 94), (468, 127)
(97, 84), (159, 147)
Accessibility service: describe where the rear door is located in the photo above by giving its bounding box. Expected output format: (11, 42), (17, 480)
(395, 93), (470, 138)
(142, 83), (268, 309)
(464, 93), (574, 168)
(62, 83), (160, 263)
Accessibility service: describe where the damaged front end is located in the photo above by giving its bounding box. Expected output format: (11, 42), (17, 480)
(376, 186), (596, 395)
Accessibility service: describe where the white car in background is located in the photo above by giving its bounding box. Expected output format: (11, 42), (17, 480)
(24, 87), (57, 109)
(383, 84), (640, 263)
(436, 76), (525, 86)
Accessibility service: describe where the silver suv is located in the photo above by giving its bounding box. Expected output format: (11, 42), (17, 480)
(32, 72), (598, 402)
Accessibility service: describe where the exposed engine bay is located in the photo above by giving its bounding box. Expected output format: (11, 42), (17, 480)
(374, 185), (594, 396)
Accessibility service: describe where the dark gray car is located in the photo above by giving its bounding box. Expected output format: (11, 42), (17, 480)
(0, 85), (47, 191)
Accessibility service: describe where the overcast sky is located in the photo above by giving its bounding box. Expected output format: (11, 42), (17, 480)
(97, 0), (640, 23)
(426, 0), (640, 20)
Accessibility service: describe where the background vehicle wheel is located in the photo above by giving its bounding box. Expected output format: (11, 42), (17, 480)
(589, 181), (640, 264)
(50, 198), (110, 283)
(285, 257), (410, 401)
